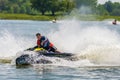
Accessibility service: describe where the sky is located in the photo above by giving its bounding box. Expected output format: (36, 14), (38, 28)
(98, 0), (120, 4)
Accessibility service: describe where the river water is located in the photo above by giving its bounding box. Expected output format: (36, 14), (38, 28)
(0, 20), (120, 80)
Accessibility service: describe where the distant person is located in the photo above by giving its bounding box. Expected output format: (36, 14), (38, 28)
(33, 33), (60, 53)
(52, 18), (57, 23)
(112, 19), (117, 25)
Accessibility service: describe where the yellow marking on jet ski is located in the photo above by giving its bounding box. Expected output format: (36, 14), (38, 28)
(34, 48), (45, 51)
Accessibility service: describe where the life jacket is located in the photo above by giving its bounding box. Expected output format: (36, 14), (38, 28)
(37, 36), (54, 48)
(37, 39), (40, 45)
(49, 43), (53, 47)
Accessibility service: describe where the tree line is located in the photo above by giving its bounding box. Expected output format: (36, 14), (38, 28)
(0, 0), (120, 16)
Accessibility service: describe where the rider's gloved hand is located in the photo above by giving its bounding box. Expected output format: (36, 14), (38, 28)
(26, 48), (34, 51)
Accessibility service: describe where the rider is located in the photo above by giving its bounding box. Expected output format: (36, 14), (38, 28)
(34, 33), (58, 52)
(112, 19), (117, 25)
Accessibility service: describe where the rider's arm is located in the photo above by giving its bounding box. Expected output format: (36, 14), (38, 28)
(26, 46), (38, 51)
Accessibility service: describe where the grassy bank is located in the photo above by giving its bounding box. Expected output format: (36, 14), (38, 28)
(0, 13), (55, 21)
(96, 15), (120, 21)
(0, 13), (120, 21)
(63, 14), (120, 21)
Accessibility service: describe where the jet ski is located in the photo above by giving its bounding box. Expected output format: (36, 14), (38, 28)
(15, 48), (74, 66)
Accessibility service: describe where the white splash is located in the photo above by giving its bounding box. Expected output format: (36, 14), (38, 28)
(0, 30), (34, 58)
(48, 20), (120, 66)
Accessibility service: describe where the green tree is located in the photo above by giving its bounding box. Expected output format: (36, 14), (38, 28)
(111, 9), (120, 16)
(48, 0), (60, 16)
(61, 0), (75, 14)
(111, 2), (120, 16)
(96, 4), (109, 15)
(8, 0), (16, 3)
(7, 0), (32, 14)
(13, 5), (20, 13)
(0, 0), (8, 12)
(30, 0), (75, 16)
(113, 2), (120, 9)
(104, 1), (113, 13)
(24, 1), (32, 14)
(9, 6), (14, 13)
(31, 0), (49, 15)
(74, 0), (97, 15)
(75, 0), (97, 8)
(26, 6), (32, 14)
(20, 6), (26, 13)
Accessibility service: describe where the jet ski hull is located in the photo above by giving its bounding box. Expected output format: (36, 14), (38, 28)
(16, 52), (74, 66)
